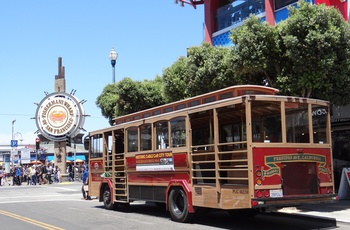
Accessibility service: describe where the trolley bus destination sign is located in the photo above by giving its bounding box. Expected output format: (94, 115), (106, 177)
(136, 152), (174, 171)
(263, 153), (327, 178)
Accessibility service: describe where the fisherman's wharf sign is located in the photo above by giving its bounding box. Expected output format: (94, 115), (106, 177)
(35, 92), (85, 141)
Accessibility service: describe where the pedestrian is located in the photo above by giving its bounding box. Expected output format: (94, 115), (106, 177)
(67, 164), (74, 182)
(0, 167), (3, 186)
(26, 165), (31, 185)
(22, 165), (28, 183)
(14, 166), (22, 186)
(81, 166), (90, 200)
(36, 166), (43, 185)
(46, 163), (53, 184)
(42, 163), (48, 184)
(30, 165), (37, 185)
(54, 165), (60, 183)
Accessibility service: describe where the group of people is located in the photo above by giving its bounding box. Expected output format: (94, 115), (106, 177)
(0, 163), (62, 186)
(27, 163), (62, 185)
(1, 161), (91, 201)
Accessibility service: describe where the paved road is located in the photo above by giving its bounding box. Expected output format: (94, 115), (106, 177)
(0, 182), (349, 230)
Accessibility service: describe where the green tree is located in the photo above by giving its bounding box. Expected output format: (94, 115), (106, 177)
(228, 15), (280, 86)
(163, 42), (234, 102)
(96, 77), (165, 125)
(162, 56), (189, 102)
(277, 0), (350, 104)
(186, 43), (234, 96)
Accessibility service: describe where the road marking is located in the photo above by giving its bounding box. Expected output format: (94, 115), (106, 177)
(0, 209), (64, 230)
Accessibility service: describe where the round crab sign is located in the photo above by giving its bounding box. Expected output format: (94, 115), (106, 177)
(35, 92), (85, 141)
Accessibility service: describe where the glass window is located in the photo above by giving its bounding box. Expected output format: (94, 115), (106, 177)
(140, 124), (152, 151)
(170, 117), (186, 148)
(156, 121), (169, 149)
(190, 100), (200, 107)
(251, 101), (282, 143)
(215, 0), (265, 32)
(217, 103), (247, 148)
(275, 0), (297, 11)
(312, 105), (328, 144)
(127, 127), (138, 152)
(91, 134), (103, 158)
(285, 103), (309, 143)
(190, 110), (214, 147)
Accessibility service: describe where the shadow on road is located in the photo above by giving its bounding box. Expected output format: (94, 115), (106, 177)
(91, 202), (338, 230)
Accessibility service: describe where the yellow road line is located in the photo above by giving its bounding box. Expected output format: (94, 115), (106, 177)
(0, 210), (64, 230)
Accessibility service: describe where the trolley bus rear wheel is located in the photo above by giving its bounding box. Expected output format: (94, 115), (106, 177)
(103, 187), (114, 210)
(168, 187), (194, 223)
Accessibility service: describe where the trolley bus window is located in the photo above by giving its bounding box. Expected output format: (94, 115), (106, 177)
(312, 105), (328, 144)
(127, 127), (138, 152)
(156, 121), (169, 149)
(217, 104), (246, 149)
(286, 103), (309, 143)
(91, 134), (103, 158)
(114, 132), (124, 153)
(251, 101), (282, 143)
(140, 124), (152, 151)
(190, 110), (214, 149)
(170, 117), (186, 148)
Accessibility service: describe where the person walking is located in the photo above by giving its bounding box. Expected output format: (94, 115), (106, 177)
(54, 165), (62, 183)
(67, 164), (74, 182)
(14, 166), (22, 186)
(30, 165), (37, 185)
(46, 163), (53, 184)
(36, 166), (43, 185)
(26, 165), (31, 185)
(0, 167), (3, 186)
(81, 166), (90, 200)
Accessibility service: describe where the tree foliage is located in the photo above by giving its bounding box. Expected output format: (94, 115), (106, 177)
(277, 1), (350, 103)
(227, 0), (350, 105)
(163, 42), (234, 101)
(228, 15), (280, 86)
(96, 77), (164, 125)
(162, 56), (189, 102)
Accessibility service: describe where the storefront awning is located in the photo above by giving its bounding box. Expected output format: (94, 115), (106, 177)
(46, 155), (86, 162)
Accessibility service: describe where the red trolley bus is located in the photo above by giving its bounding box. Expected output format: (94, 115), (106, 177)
(87, 85), (337, 222)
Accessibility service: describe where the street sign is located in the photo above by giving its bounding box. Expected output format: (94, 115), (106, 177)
(10, 140), (18, 147)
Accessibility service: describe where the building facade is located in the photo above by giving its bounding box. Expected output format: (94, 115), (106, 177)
(0, 133), (87, 168)
(195, 0), (348, 46)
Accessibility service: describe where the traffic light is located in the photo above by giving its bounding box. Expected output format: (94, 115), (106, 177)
(35, 138), (40, 150)
(67, 151), (73, 157)
(66, 136), (71, 147)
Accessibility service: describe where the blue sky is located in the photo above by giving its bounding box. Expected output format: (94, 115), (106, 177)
(0, 1), (204, 145)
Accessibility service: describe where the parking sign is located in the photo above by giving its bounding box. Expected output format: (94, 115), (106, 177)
(10, 140), (18, 147)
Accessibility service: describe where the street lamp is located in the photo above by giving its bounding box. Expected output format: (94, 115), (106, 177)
(109, 47), (118, 83)
(11, 119), (16, 167)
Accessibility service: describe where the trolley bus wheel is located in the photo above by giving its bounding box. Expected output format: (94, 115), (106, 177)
(103, 187), (114, 210)
(168, 187), (194, 223)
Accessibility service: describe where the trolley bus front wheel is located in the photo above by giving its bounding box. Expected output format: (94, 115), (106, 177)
(103, 187), (114, 210)
(168, 187), (194, 223)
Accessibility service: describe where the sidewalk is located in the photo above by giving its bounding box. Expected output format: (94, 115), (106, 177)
(279, 199), (350, 223)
